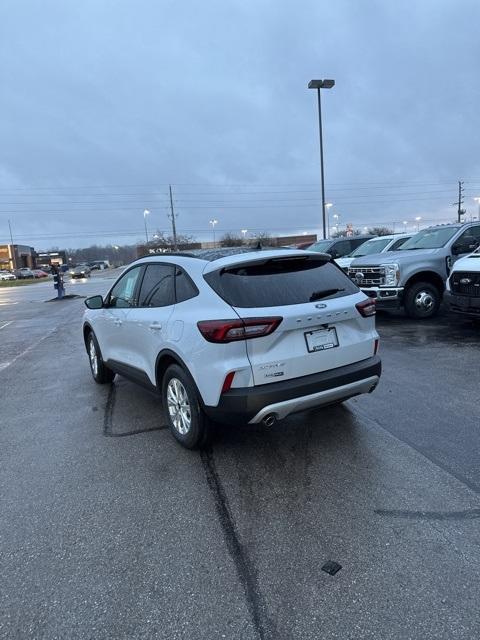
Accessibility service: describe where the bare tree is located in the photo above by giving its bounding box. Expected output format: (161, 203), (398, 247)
(368, 227), (394, 236)
(219, 232), (244, 247)
(148, 231), (196, 249)
(249, 231), (275, 247)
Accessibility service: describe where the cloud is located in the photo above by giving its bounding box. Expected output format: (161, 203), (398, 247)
(1, 0), (480, 247)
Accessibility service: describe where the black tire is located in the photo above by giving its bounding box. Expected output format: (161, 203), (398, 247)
(87, 332), (115, 384)
(404, 281), (441, 319)
(162, 364), (211, 449)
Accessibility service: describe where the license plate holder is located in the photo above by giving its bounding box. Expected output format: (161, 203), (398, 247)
(304, 327), (339, 353)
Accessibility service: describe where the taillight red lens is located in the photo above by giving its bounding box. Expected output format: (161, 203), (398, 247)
(197, 317), (283, 343)
(355, 299), (376, 318)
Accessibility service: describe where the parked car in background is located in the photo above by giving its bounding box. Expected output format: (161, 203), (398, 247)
(83, 247), (381, 448)
(70, 264), (91, 279)
(445, 246), (480, 320)
(90, 260), (110, 270)
(348, 223), (480, 318)
(32, 269), (49, 278)
(296, 241), (315, 250)
(336, 234), (412, 271)
(14, 268), (35, 279)
(0, 270), (16, 281)
(307, 235), (375, 259)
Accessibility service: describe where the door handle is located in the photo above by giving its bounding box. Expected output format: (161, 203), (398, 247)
(149, 322), (162, 331)
(113, 319), (122, 326)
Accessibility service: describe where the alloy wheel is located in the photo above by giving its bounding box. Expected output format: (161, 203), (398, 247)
(89, 339), (98, 376)
(167, 378), (192, 435)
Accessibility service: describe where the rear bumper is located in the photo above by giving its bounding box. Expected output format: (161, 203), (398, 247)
(203, 356), (381, 425)
(360, 286), (404, 309)
(445, 291), (480, 318)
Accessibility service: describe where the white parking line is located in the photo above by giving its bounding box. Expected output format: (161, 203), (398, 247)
(0, 324), (60, 372)
(0, 321), (12, 330)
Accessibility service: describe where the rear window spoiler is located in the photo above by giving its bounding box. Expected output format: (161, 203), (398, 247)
(218, 253), (332, 274)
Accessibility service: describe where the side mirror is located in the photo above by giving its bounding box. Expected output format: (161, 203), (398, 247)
(84, 295), (104, 309)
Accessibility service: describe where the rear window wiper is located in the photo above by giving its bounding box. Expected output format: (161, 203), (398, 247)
(309, 288), (345, 301)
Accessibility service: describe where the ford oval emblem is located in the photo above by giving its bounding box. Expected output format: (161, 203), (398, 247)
(459, 277), (472, 285)
(355, 272), (364, 283)
(315, 303), (327, 309)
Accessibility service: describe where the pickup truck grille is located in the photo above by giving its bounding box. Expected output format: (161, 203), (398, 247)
(348, 266), (386, 287)
(450, 271), (480, 297)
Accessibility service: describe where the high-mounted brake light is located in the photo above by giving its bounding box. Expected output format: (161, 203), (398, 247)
(197, 317), (283, 343)
(356, 298), (376, 318)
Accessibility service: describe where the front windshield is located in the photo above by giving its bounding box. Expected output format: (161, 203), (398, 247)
(400, 227), (459, 250)
(309, 240), (332, 253)
(349, 238), (391, 257)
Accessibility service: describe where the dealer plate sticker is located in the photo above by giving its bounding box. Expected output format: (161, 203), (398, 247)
(305, 327), (339, 352)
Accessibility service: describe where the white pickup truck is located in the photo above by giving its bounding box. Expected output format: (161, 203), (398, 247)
(445, 247), (480, 320)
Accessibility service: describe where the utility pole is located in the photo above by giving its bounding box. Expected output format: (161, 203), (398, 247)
(168, 185), (178, 250)
(455, 181), (466, 223)
(8, 219), (16, 270)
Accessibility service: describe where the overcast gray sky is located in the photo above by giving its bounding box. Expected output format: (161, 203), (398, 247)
(1, 0), (480, 248)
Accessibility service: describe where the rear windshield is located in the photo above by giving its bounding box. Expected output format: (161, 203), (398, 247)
(204, 256), (358, 308)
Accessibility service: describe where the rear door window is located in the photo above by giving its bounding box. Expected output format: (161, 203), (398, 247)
(204, 256), (358, 308)
(138, 264), (175, 307)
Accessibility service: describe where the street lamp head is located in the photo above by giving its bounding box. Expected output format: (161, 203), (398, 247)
(308, 79), (335, 89)
(325, 202), (333, 209)
(415, 216), (421, 221)
(144, 209), (150, 217)
(209, 218), (218, 225)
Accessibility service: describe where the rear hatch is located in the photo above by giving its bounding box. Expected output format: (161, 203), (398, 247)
(204, 253), (376, 386)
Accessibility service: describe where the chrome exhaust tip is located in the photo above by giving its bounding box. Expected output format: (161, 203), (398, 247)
(263, 414), (276, 427)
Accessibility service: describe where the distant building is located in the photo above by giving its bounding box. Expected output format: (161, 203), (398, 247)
(35, 250), (69, 269)
(136, 234), (318, 258)
(0, 244), (36, 271)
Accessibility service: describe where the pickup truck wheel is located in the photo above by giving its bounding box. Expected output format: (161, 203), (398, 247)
(162, 364), (211, 449)
(404, 282), (441, 319)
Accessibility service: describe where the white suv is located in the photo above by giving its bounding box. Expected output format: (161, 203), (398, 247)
(83, 248), (381, 448)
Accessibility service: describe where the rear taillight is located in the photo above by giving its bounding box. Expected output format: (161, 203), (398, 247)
(356, 299), (376, 318)
(197, 317), (283, 343)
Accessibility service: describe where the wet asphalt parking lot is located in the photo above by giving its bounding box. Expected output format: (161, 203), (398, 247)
(1, 272), (479, 640)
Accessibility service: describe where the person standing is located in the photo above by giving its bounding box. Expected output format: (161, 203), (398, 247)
(52, 264), (65, 299)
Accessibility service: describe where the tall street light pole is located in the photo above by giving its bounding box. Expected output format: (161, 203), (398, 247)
(143, 209), (150, 243)
(325, 202), (333, 238)
(209, 219), (218, 247)
(308, 79), (335, 240)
